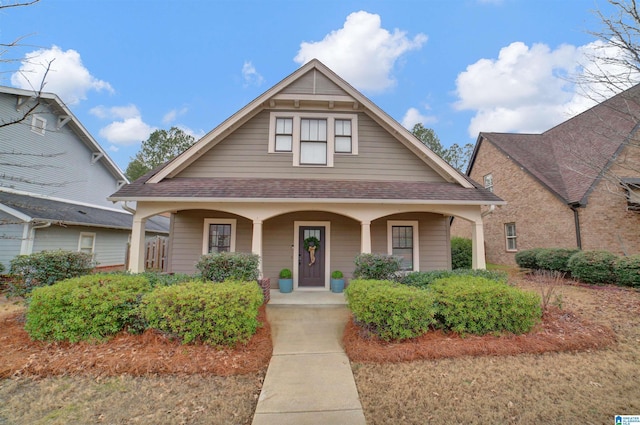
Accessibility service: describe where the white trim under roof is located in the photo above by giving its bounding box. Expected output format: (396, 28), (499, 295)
(0, 187), (133, 214)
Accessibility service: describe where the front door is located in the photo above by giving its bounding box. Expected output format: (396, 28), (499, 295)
(299, 226), (325, 287)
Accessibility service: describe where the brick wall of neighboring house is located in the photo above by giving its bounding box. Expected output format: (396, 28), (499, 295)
(451, 140), (577, 266)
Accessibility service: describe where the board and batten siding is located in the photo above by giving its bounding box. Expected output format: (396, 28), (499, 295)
(371, 213), (451, 271)
(0, 211), (25, 270)
(280, 69), (347, 96)
(0, 93), (121, 209)
(176, 111), (445, 182)
(31, 225), (130, 266)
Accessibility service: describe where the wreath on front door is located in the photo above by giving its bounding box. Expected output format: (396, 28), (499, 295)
(303, 236), (320, 266)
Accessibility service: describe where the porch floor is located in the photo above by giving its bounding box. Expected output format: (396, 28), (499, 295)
(268, 290), (347, 305)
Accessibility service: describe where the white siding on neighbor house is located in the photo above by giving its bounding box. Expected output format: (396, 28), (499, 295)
(0, 211), (25, 270)
(32, 224), (130, 266)
(176, 111), (445, 182)
(0, 93), (121, 209)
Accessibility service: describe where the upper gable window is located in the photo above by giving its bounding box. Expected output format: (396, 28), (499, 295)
(484, 173), (493, 192)
(268, 112), (358, 167)
(31, 115), (47, 135)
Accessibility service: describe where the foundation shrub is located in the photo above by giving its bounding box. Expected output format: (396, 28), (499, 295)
(535, 248), (580, 274)
(353, 253), (402, 281)
(614, 254), (640, 288)
(430, 276), (542, 335)
(25, 274), (151, 343)
(196, 252), (260, 283)
(514, 248), (546, 270)
(8, 250), (95, 297)
(451, 237), (472, 269)
(400, 269), (508, 289)
(567, 250), (618, 285)
(344, 279), (436, 341)
(141, 280), (263, 346)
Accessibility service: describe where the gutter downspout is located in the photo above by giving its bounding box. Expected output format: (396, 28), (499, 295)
(481, 204), (496, 218)
(121, 201), (136, 215)
(570, 203), (582, 250)
(20, 220), (52, 255)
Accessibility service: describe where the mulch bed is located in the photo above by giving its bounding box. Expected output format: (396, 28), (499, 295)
(0, 306), (272, 378)
(343, 307), (617, 363)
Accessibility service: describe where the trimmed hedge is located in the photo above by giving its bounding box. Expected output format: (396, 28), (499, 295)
(8, 250), (95, 297)
(614, 255), (640, 288)
(353, 253), (402, 281)
(535, 248), (580, 274)
(141, 280), (263, 346)
(451, 237), (472, 269)
(196, 252), (260, 283)
(514, 248), (546, 270)
(430, 276), (541, 335)
(344, 279), (436, 341)
(25, 274), (151, 343)
(400, 269), (508, 289)
(567, 250), (617, 285)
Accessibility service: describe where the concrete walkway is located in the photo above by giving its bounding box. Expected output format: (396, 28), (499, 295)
(252, 292), (366, 425)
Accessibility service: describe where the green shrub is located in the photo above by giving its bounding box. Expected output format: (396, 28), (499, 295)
(451, 237), (472, 269)
(430, 276), (541, 335)
(139, 271), (194, 288)
(344, 279), (436, 341)
(535, 248), (580, 273)
(279, 268), (292, 279)
(8, 250), (95, 297)
(25, 274), (151, 343)
(353, 253), (402, 281)
(514, 248), (546, 270)
(196, 252), (260, 283)
(141, 280), (263, 346)
(331, 270), (344, 279)
(0, 262), (5, 274)
(567, 250), (618, 285)
(400, 269), (508, 289)
(614, 255), (640, 288)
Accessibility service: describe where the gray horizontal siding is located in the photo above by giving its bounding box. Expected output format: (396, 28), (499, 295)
(177, 111), (444, 182)
(281, 70), (347, 96)
(0, 211), (25, 270)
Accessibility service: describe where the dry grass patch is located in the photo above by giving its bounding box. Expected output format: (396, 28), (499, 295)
(349, 280), (640, 424)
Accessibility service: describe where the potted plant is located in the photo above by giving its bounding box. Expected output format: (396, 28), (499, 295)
(278, 268), (293, 293)
(330, 270), (345, 293)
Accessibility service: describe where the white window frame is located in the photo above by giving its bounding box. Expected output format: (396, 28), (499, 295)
(78, 232), (96, 255)
(484, 173), (493, 192)
(505, 222), (517, 252)
(387, 220), (419, 272)
(268, 112), (358, 167)
(202, 218), (237, 254)
(31, 115), (47, 135)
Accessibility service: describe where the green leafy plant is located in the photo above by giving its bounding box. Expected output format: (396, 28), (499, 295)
(196, 252), (260, 283)
(331, 270), (344, 279)
(534, 248), (580, 274)
(567, 250), (618, 285)
(451, 237), (472, 269)
(140, 280), (263, 346)
(279, 268), (292, 279)
(303, 236), (321, 251)
(8, 250), (95, 297)
(25, 274), (151, 343)
(430, 276), (541, 335)
(353, 253), (402, 281)
(344, 279), (436, 341)
(614, 254), (640, 288)
(514, 248), (546, 270)
(399, 269), (508, 289)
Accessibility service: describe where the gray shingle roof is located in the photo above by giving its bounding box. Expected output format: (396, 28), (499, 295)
(0, 191), (169, 232)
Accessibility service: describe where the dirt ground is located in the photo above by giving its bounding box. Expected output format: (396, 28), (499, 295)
(1, 278), (638, 424)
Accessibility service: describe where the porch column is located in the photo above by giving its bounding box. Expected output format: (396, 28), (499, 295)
(361, 221), (371, 253)
(251, 220), (263, 275)
(471, 219), (486, 270)
(129, 215), (147, 273)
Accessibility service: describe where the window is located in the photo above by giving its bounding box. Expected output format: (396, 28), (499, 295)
(505, 223), (517, 251)
(275, 117), (293, 152)
(78, 232), (95, 255)
(268, 112), (358, 166)
(202, 219), (236, 254)
(484, 173), (493, 192)
(387, 220), (419, 271)
(31, 115), (47, 135)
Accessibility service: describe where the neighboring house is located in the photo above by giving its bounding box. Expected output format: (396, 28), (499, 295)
(451, 84), (640, 266)
(0, 86), (169, 270)
(110, 60), (502, 290)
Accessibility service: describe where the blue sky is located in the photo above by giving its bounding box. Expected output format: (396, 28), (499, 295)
(1, 0), (624, 173)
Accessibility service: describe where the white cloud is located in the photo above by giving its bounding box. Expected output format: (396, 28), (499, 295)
(10, 45), (113, 105)
(242, 61), (264, 87)
(454, 40), (640, 137)
(92, 104), (155, 146)
(401, 107), (437, 130)
(162, 107), (188, 125)
(108, 145), (119, 152)
(176, 125), (205, 141)
(294, 11), (427, 93)
(90, 104), (140, 120)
